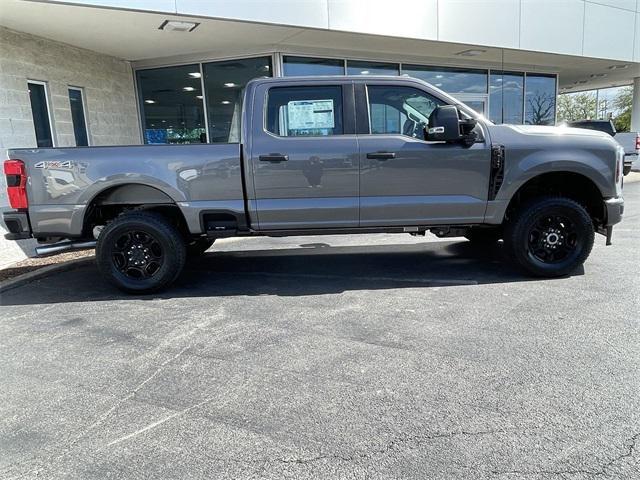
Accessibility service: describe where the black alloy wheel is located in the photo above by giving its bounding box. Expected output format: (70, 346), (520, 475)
(96, 211), (186, 293)
(112, 230), (164, 279)
(504, 196), (594, 277)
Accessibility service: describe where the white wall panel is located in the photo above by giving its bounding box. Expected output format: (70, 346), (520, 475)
(328, 0), (437, 40)
(520, 0), (584, 56)
(177, 0), (329, 29)
(586, 0), (636, 11)
(584, 2), (635, 60)
(438, 0), (520, 48)
(635, 11), (640, 61)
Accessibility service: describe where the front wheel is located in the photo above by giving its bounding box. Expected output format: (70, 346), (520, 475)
(96, 211), (186, 293)
(503, 196), (594, 277)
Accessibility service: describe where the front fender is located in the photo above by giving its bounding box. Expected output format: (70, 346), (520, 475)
(485, 150), (613, 224)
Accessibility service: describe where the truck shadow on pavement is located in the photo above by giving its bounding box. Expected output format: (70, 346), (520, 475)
(1, 239), (581, 306)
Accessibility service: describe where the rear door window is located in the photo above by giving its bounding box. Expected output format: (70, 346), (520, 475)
(266, 85), (344, 137)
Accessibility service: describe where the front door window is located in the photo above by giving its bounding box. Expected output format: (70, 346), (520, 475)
(367, 86), (443, 138)
(460, 99), (487, 117)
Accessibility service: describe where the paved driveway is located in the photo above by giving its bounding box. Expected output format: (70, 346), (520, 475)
(1, 183), (639, 479)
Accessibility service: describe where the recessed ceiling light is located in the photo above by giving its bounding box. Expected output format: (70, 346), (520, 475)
(158, 20), (199, 32)
(456, 49), (486, 57)
(608, 64), (629, 70)
(360, 70), (370, 74)
(224, 82), (237, 87)
(435, 83), (443, 87)
(196, 95), (203, 99)
(188, 72), (201, 78)
(183, 86), (195, 91)
(161, 120), (166, 123)
(590, 73), (607, 78)
(435, 74), (443, 79)
(144, 99), (155, 104)
(221, 100), (231, 105)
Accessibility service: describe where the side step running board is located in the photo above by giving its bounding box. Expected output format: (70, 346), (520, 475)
(35, 240), (97, 257)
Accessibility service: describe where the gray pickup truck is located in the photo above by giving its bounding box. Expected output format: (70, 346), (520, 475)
(3, 76), (625, 293)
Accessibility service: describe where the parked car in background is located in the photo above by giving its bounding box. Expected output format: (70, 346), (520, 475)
(567, 119), (639, 175)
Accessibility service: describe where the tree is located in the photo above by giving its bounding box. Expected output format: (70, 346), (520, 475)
(557, 92), (597, 122)
(612, 86), (632, 132)
(526, 92), (556, 125)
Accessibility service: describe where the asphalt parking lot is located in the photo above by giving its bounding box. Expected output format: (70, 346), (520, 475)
(1, 182), (639, 480)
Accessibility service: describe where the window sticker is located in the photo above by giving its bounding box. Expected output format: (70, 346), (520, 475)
(286, 99), (335, 130)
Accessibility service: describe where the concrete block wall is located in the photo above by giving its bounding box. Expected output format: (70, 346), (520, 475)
(0, 26), (141, 267)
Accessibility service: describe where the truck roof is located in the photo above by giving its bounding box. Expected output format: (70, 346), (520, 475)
(247, 75), (433, 86)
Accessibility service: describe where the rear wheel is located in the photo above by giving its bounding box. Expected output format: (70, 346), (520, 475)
(96, 211), (186, 293)
(504, 196), (594, 277)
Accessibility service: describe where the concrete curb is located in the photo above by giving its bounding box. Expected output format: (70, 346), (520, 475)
(0, 257), (93, 294)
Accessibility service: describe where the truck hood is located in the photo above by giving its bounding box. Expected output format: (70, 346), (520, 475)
(505, 124), (613, 140)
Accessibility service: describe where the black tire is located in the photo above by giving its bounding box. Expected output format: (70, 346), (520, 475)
(504, 196), (594, 277)
(96, 211), (186, 294)
(464, 227), (502, 244)
(186, 238), (215, 257)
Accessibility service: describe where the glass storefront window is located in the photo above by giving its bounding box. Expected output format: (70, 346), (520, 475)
(137, 64), (206, 144)
(402, 65), (488, 94)
(346, 60), (399, 76)
(489, 71), (524, 124)
(525, 74), (557, 125)
(203, 56), (272, 143)
(28, 82), (54, 147)
(68, 87), (89, 146)
(283, 56), (344, 76)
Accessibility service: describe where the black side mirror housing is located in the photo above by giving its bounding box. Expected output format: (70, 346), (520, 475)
(425, 105), (478, 146)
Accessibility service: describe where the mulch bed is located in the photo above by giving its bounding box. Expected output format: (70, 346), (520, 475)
(0, 250), (94, 283)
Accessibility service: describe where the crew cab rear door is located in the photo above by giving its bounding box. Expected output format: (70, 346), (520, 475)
(355, 80), (491, 226)
(246, 80), (358, 230)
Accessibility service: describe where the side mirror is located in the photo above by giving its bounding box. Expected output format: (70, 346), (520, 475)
(425, 105), (478, 146)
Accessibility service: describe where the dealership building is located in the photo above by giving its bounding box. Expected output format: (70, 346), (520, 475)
(0, 0), (639, 261)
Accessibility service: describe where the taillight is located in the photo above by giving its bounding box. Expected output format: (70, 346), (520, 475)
(635, 134), (640, 152)
(4, 159), (28, 209)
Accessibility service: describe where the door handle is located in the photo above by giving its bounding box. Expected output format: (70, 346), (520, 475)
(366, 152), (396, 160)
(259, 154), (289, 162)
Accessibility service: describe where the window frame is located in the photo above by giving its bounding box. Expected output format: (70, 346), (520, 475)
(262, 83), (354, 139)
(27, 80), (56, 148)
(67, 86), (90, 146)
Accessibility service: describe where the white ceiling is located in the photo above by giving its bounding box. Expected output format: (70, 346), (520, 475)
(1, 0), (638, 91)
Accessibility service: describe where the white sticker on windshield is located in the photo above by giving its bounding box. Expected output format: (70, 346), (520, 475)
(287, 99), (335, 130)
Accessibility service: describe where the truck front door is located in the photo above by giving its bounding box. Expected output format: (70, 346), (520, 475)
(248, 82), (358, 230)
(356, 82), (491, 226)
